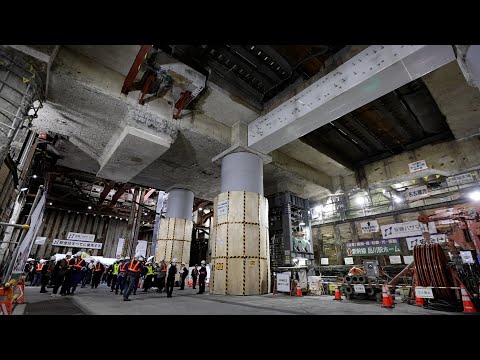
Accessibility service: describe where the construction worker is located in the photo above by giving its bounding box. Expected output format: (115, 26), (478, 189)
(110, 259), (121, 292)
(91, 261), (104, 288)
(166, 258), (177, 298)
(82, 259), (95, 287)
(51, 256), (68, 297)
(32, 259), (45, 286)
(156, 258), (167, 293)
(116, 257), (128, 295)
(191, 264), (198, 289)
(40, 256), (55, 293)
(179, 262), (188, 290)
(60, 252), (74, 295)
(197, 260), (207, 294)
(123, 254), (144, 301)
(142, 261), (154, 292)
(70, 252), (86, 295)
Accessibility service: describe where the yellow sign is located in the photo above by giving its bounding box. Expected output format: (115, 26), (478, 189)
(249, 260), (256, 266)
(216, 263), (224, 270)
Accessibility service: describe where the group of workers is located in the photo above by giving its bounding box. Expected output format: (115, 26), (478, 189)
(25, 252), (208, 301)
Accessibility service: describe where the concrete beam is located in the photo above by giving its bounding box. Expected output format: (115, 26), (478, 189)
(271, 150), (333, 191)
(248, 45), (456, 154)
(97, 126), (172, 182)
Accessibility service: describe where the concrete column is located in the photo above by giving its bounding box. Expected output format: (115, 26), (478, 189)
(211, 152), (270, 295)
(155, 188), (194, 267)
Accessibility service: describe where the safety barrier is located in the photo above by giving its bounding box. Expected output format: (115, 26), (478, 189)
(0, 277), (25, 315)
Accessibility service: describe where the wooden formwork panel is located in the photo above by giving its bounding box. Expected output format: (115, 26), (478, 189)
(245, 258), (260, 295)
(228, 258), (243, 295)
(165, 240), (173, 261)
(228, 223), (243, 256)
(167, 218), (174, 239)
(210, 225), (217, 259)
(260, 259), (269, 293)
(182, 241), (191, 264)
(159, 218), (169, 240)
(260, 227), (269, 259)
(228, 192), (244, 223)
(172, 240), (184, 261)
(173, 218), (186, 240)
(214, 224), (227, 257)
(245, 192), (260, 224)
(216, 193), (228, 224)
(245, 224), (260, 258)
(212, 257), (226, 295)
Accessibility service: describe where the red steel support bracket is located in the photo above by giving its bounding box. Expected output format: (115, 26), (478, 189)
(121, 45), (153, 95)
(173, 90), (192, 119)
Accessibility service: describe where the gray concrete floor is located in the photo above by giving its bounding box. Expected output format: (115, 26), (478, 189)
(16, 284), (463, 315)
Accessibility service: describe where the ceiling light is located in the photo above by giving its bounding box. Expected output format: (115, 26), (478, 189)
(20, 187), (28, 192)
(468, 191), (480, 201)
(48, 202), (53, 206)
(88, 206), (92, 210)
(393, 196), (403, 203)
(32, 175), (37, 179)
(355, 196), (365, 205)
(299, 221), (306, 226)
(199, 208), (203, 211)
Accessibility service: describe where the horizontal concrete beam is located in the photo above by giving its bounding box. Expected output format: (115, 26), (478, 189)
(97, 126), (172, 182)
(248, 45), (456, 154)
(271, 150), (333, 191)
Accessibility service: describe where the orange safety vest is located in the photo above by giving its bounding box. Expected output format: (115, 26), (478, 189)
(94, 263), (102, 272)
(36, 263), (44, 271)
(74, 258), (84, 269)
(120, 263), (128, 272)
(128, 260), (141, 273)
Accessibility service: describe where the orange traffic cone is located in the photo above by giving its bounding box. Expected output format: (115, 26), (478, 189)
(333, 286), (343, 301)
(414, 286), (424, 307)
(296, 282), (302, 297)
(381, 282), (394, 309)
(461, 285), (477, 313)
(188, 278), (192, 288)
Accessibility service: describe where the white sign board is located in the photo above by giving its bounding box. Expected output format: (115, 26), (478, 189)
(308, 276), (322, 291)
(405, 234), (446, 250)
(52, 239), (103, 249)
(217, 200), (229, 217)
(381, 221), (423, 239)
(446, 173), (474, 187)
(135, 240), (148, 257)
(405, 185), (429, 201)
(353, 284), (366, 293)
(35, 237), (46, 245)
(420, 222), (437, 234)
(344, 257), (354, 265)
(276, 272), (291, 292)
(439, 219), (455, 225)
(67, 232), (95, 242)
(460, 251), (475, 264)
(408, 160), (428, 173)
(415, 286), (434, 299)
(360, 220), (379, 233)
(320, 258), (329, 265)
(403, 255), (414, 264)
(435, 208), (455, 215)
(389, 255), (402, 264)
(115, 238), (125, 258)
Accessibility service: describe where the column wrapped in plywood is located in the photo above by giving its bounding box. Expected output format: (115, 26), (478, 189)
(210, 191), (270, 295)
(155, 218), (193, 266)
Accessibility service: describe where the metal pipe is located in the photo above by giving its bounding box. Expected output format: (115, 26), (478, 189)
(3, 185), (43, 282)
(0, 222), (30, 229)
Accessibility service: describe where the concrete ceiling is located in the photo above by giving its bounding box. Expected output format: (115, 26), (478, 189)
(16, 44), (480, 205)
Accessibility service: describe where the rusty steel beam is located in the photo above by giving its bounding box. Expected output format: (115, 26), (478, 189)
(98, 180), (116, 205)
(121, 45), (153, 95)
(193, 200), (211, 213)
(109, 183), (131, 208)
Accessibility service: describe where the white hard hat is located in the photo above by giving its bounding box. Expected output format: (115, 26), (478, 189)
(147, 256), (154, 262)
(39, 259), (46, 264)
(120, 257), (124, 261)
(201, 260), (206, 265)
(146, 261), (152, 265)
(182, 262), (185, 265)
(66, 251), (72, 256)
(172, 258), (177, 263)
(125, 256), (131, 260)
(161, 258), (165, 262)
(50, 256), (56, 261)
(75, 251), (82, 257)
(139, 257), (144, 262)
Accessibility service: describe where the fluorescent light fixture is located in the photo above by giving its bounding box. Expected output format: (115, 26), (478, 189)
(20, 187), (28, 192)
(299, 221), (306, 226)
(356, 196), (365, 205)
(468, 191), (480, 201)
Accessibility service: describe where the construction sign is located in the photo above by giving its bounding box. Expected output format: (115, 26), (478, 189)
(346, 239), (401, 256)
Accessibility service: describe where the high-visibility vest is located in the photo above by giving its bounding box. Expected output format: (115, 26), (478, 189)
(128, 260), (141, 273)
(113, 263), (120, 275)
(94, 264), (102, 272)
(74, 258), (84, 269)
(146, 265), (153, 275)
(36, 263), (44, 271)
(120, 263), (128, 272)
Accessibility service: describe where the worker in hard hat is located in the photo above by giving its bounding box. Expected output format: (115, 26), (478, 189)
(51, 255), (68, 297)
(123, 254), (144, 301)
(60, 252), (74, 296)
(91, 261), (104, 289)
(191, 264), (199, 290)
(110, 259), (121, 292)
(166, 258), (178, 298)
(179, 262), (188, 290)
(116, 257), (128, 295)
(142, 261), (154, 292)
(32, 259), (45, 287)
(69, 252), (86, 295)
(40, 256), (55, 293)
(155, 258), (167, 293)
(197, 260), (207, 294)
(81, 259), (95, 288)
